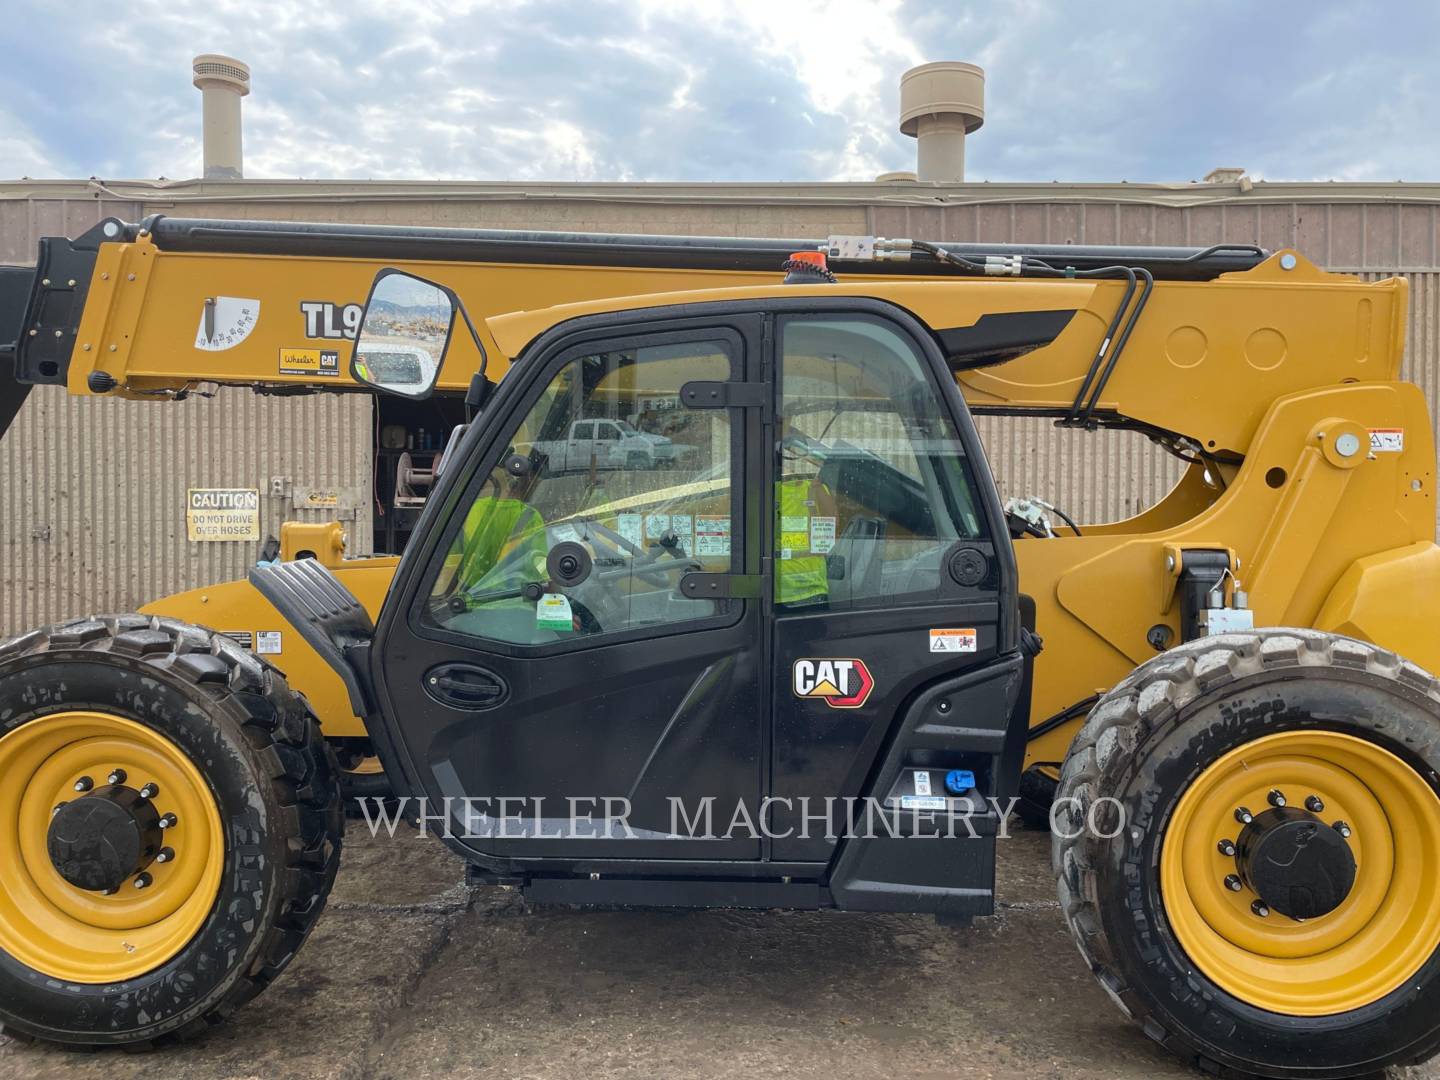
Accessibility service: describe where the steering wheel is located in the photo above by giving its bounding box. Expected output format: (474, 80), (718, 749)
(438, 519), (703, 635)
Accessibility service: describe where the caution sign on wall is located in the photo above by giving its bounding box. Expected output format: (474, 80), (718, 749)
(186, 488), (260, 542)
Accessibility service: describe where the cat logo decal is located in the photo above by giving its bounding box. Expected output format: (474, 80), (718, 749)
(792, 658), (874, 709)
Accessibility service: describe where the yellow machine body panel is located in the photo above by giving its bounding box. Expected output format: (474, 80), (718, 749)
(139, 524), (397, 739)
(69, 235), (843, 397)
(486, 255), (1406, 455)
(140, 562), (395, 739)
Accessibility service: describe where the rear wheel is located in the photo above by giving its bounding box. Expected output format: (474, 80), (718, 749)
(0, 614), (343, 1049)
(1055, 629), (1440, 1078)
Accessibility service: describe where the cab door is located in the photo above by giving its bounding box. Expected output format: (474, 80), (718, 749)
(765, 310), (1019, 861)
(371, 315), (765, 863)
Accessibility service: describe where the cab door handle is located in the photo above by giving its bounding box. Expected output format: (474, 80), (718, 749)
(424, 663), (508, 710)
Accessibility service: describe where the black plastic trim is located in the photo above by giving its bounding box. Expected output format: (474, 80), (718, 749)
(936, 309), (1077, 370)
(827, 654), (1027, 916)
(525, 876), (825, 910)
(249, 559), (376, 715)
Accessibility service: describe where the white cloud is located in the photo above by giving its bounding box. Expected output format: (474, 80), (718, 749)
(4, 0), (1440, 184)
(0, 116), (65, 178)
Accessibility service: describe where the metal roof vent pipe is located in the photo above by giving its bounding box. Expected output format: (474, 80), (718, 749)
(899, 62), (984, 182)
(192, 54), (251, 179)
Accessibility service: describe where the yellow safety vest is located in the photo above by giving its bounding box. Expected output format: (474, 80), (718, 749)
(456, 497), (548, 593)
(776, 477), (831, 605)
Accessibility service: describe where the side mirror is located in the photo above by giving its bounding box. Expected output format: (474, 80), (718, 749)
(350, 269), (456, 399)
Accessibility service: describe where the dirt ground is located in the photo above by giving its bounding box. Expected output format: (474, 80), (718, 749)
(3, 822), (1435, 1080)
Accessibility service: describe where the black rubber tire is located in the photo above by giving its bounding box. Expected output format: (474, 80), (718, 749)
(1015, 765), (1058, 827)
(0, 614), (344, 1050)
(1054, 628), (1440, 1079)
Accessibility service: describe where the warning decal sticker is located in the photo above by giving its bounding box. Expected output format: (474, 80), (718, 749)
(695, 515), (731, 557)
(929, 628), (978, 653)
(1369, 428), (1404, 453)
(186, 488), (260, 542)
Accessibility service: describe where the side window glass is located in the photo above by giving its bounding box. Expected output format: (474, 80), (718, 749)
(425, 339), (737, 645)
(776, 317), (984, 611)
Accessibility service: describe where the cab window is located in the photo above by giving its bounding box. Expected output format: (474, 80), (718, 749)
(775, 315), (984, 611)
(424, 338), (738, 646)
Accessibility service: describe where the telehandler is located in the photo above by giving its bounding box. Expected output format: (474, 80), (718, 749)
(1, 216), (1439, 1078)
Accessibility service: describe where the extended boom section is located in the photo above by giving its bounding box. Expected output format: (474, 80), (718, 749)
(3, 215), (1265, 408)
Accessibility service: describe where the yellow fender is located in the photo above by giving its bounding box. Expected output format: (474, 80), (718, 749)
(1316, 541), (1440, 674)
(140, 526), (396, 740)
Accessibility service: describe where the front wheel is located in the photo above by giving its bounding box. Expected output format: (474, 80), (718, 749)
(0, 615), (343, 1049)
(1055, 629), (1440, 1078)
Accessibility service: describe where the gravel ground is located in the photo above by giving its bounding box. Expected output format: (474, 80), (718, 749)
(3, 822), (1435, 1080)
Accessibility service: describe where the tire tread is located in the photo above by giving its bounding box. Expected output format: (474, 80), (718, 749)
(1054, 628), (1440, 1079)
(0, 613), (343, 1050)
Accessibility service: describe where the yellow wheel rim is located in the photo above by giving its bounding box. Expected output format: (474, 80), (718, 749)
(0, 711), (225, 983)
(1161, 730), (1440, 1015)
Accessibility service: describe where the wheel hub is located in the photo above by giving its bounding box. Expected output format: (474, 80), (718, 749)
(1235, 805), (1357, 919)
(46, 783), (163, 892)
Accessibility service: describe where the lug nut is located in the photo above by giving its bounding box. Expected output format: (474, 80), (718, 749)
(138, 782), (159, 800)
(102, 886), (119, 896)
(1252, 900), (1271, 918)
(1224, 874), (1244, 892)
(1268, 789), (1287, 808)
(158, 813), (178, 830)
(1333, 821), (1353, 839)
(1217, 839), (1237, 857)
(156, 846), (175, 864)
(1305, 795), (1325, 814)
(52, 802), (67, 815)
(1235, 807), (1254, 825)
(133, 872), (152, 890)
(73, 775), (94, 793)
(107, 768), (127, 785)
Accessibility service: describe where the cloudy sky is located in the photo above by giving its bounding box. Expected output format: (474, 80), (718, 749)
(3, 0), (1436, 184)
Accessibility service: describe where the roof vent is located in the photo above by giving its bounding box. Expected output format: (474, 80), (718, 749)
(899, 62), (985, 182)
(192, 54), (251, 179)
(1204, 167), (1247, 184)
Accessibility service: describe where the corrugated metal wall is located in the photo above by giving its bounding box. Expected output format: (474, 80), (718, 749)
(868, 201), (1440, 527)
(1, 200), (373, 635)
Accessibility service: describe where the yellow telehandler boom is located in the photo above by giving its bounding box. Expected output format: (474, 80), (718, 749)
(2, 215), (1432, 801)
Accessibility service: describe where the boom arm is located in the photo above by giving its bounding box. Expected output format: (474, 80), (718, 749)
(0, 215), (1404, 466)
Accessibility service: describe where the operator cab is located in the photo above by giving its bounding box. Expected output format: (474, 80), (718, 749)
(265, 267), (1031, 915)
